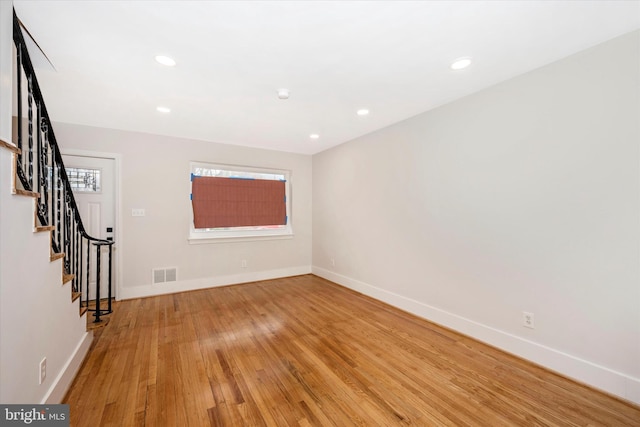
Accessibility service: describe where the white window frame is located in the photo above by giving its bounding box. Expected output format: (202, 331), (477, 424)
(188, 161), (293, 244)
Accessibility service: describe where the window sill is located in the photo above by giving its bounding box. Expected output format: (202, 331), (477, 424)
(188, 233), (294, 245)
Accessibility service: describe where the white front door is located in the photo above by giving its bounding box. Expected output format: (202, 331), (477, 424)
(62, 154), (116, 300)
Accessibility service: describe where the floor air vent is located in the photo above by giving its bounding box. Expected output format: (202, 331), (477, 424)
(152, 267), (178, 284)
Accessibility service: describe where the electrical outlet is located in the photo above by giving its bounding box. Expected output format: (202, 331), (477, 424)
(39, 357), (46, 384)
(241, 259), (247, 268)
(522, 312), (535, 329)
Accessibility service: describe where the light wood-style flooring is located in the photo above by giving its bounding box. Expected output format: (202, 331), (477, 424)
(64, 274), (640, 426)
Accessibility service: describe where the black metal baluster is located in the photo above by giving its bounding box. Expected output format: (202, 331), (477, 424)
(51, 160), (56, 238)
(64, 194), (71, 274)
(79, 236), (84, 309)
(45, 131), (50, 225)
(93, 243), (101, 323)
(74, 225), (79, 295)
(61, 187), (65, 266)
(16, 41), (22, 154)
(51, 159), (57, 249)
(85, 238), (91, 310)
(56, 159), (62, 251)
(70, 219), (75, 293)
(36, 108), (44, 222)
(27, 76), (34, 190)
(40, 119), (49, 225)
(107, 244), (113, 314)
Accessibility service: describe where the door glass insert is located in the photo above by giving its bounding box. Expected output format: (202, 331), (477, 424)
(66, 167), (101, 192)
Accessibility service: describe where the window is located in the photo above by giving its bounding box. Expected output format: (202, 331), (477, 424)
(66, 167), (101, 192)
(189, 162), (292, 242)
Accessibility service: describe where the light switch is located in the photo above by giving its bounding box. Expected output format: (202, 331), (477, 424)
(132, 209), (145, 217)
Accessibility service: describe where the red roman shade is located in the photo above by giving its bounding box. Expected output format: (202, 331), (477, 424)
(191, 176), (286, 228)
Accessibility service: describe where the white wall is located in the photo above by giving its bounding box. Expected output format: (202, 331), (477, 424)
(312, 30), (640, 404)
(53, 123), (313, 299)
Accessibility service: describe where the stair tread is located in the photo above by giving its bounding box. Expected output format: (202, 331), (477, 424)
(62, 273), (75, 284)
(50, 252), (64, 261)
(14, 188), (39, 198)
(36, 225), (55, 232)
(72, 291), (81, 302)
(86, 316), (110, 331)
(0, 138), (19, 154)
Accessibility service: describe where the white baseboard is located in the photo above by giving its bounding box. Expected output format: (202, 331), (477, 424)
(119, 265), (312, 300)
(42, 331), (93, 404)
(312, 266), (640, 405)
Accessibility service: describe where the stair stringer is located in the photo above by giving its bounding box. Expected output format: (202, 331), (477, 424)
(0, 146), (93, 404)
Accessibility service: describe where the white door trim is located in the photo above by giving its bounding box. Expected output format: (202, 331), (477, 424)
(61, 149), (123, 301)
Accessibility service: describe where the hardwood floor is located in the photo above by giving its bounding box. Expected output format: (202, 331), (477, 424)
(64, 274), (640, 426)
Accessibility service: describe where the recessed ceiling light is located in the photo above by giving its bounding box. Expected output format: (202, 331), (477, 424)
(156, 106), (171, 113)
(309, 134), (320, 139)
(357, 109), (369, 116)
(450, 57), (472, 70)
(155, 55), (176, 67)
(277, 89), (290, 100)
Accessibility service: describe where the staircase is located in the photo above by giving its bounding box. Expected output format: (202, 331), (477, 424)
(9, 9), (115, 330)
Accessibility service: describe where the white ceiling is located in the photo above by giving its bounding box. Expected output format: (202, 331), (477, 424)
(12, 1), (640, 155)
